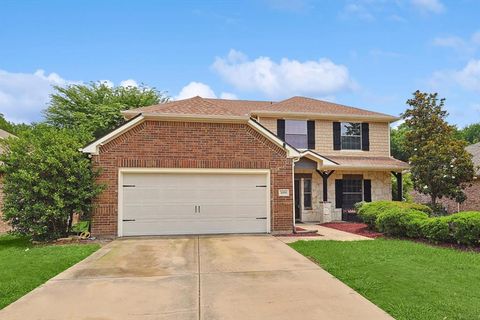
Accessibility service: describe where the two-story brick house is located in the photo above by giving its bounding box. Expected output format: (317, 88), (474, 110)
(83, 96), (408, 237)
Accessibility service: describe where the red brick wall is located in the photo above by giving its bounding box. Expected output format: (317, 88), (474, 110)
(0, 175), (11, 234)
(412, 179), (480, 213)
(91, 120), (294, 236)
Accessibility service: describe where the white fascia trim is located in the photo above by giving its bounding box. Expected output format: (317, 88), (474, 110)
(81, 115), (145, 155)
(300, 150), (338, 168)
(247, 119), (301, 158)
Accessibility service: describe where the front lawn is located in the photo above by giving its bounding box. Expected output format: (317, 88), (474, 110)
(290, 239), (480, 320)
(0, 234), (99, 309)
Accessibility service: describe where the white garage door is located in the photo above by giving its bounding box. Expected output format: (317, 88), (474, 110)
(120, 171), (269, 236)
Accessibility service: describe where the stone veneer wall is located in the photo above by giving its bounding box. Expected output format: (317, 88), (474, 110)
(294, 170), (392, 223)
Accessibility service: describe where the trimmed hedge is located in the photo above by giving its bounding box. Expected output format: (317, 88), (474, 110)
(358, 200), (432, 229)
(357, 201), (480, 246)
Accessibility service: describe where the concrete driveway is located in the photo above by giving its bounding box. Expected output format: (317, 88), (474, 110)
(0, 235), (392, 320)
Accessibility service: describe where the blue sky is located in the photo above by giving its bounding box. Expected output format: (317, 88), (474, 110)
(1, 0), (479, 127)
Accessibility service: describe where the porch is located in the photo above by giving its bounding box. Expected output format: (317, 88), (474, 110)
(293, 152), (408, 223)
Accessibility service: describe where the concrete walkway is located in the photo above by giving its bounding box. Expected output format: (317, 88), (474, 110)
(277, 223), (373, 243)
(0, 235), (392, 320)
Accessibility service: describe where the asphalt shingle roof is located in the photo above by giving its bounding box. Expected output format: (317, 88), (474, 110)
(123, 96), (398, 120)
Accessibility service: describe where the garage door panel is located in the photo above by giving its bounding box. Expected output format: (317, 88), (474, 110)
(121, 172), (269, 236)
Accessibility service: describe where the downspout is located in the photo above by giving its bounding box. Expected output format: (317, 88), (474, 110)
(291, 156), (300, 233)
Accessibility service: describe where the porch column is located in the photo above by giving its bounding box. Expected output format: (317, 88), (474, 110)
(317, 170), (335, 202)
(391, 171), (403, 201)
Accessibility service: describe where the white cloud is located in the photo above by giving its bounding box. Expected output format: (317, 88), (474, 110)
(0, 69), (74, 123)
(175, 82), (217, 100)
(430, 59), (480, 92)
(212, 49), (355, 99)
(433, 31), (480, 55)
(120, 79), (138, 88)
(454, 60), (480, 91)
(175, 81), (238, 101)
(411, 0), (445, 14)
(220, 92), (238, 100)
(0, 69), (142, 123)
(342, 3), (374, 21)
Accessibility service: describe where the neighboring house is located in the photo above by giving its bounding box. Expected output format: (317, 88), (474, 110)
(413, 142), (480, 213)
(0, 129), (14, 234)
(82, 96), (408, 237)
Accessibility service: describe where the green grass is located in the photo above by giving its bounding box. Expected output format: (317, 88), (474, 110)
(290, 239), (480, 320)
(0, 234), (99, 309)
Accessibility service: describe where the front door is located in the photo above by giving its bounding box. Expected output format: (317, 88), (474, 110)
(294, 179), (301, 221)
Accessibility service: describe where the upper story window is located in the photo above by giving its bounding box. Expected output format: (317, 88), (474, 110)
(285, 120), (308, 149)
(341, 122), (362, 150)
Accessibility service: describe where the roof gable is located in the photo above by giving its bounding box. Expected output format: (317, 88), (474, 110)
(122, 96), (398, 122)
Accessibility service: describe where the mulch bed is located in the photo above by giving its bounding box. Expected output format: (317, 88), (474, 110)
(320, 222), (383, 238)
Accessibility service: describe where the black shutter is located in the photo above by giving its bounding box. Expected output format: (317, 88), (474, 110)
(335, 179), (343, 208)
(333, 122), (341, 150)
(361, 123), (370, 151)
(307, 120), (315, 149)
(364, 179), (372, 202)
(277, 119), (285, 140)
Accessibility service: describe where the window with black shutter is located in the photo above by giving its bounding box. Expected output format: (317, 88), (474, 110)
(307, 120), (315, 149)
(361, 123), (370, 151)
(363, 179), (372, 202)
(277, 119), (285, 140)
(333, 122), (341, 150)
(335, 179), (343, 208)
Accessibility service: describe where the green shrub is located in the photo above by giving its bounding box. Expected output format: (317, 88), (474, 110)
(447, 212), (480, 246)
(376, 208), (429, 237)
(357, 201), (431, 229)
(421, 217), (452, 243)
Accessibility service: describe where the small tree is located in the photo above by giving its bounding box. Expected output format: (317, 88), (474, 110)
(402, 91), (475, 208)
(0, 125), (103, 240)
(44, 82), (169, 140)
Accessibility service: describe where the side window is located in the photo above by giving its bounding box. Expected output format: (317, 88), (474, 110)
(303, 178), (312, 209)
(285, 120), (308, 149)
(341, 122), (362, 150)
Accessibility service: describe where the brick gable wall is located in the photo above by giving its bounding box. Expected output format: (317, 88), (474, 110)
(91, 120), (294, 236)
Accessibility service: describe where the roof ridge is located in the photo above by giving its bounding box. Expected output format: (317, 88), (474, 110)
(270, 96), (395, 118)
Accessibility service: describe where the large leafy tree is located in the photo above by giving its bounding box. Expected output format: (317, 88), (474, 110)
(0, 113), (30, 135)
(0, 125), (103, 240)
(402, 91), (475, 207)
(44, 82), (169, 140)
(390, 122), (410, 162)
(458, 123), (480, 144)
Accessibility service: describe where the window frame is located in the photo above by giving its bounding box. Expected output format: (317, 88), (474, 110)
(342, 174), (363, 207)
(303, 178), (312, 209)
(285, 119), (308, 149)
(340, 122), (362, 150)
